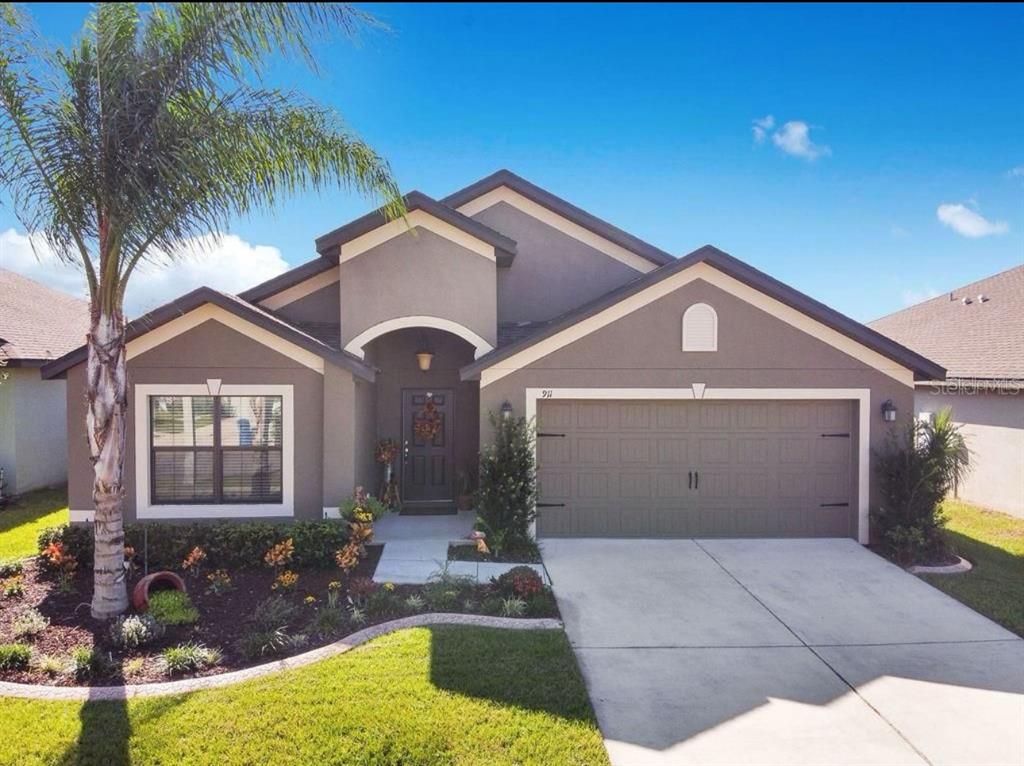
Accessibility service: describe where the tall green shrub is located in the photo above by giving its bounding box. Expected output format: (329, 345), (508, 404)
(476, 412), (537, 552)
(873, 408), (970, 564)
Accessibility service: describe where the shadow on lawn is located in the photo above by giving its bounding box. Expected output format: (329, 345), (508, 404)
(427, 625), (596, 722)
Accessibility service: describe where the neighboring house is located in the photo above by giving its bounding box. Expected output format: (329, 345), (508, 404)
(0, 269), (89, 495)
(43, 170), (942, 542)
(870, 265), (1024, 517)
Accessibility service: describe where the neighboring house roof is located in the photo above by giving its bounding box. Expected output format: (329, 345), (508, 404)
(870, 263), (1024, 382)
(0, 269), (89, 366)
(461, 245), (945, 382)
(41, 287), (375, 382)
(314, 191), (517, 266)
(442, 169), (676, 268)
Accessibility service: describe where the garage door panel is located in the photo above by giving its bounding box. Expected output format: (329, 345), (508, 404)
(537, 400), (855, 539)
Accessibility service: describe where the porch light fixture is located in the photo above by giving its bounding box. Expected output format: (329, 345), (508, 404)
(881, 399), (897, 422)
(415, 351), (433, 372)
(500, 400), (513, 419)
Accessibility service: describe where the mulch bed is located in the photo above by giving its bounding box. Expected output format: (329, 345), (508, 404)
(0, 544), (557, 687)
(447, 543), (542, 564)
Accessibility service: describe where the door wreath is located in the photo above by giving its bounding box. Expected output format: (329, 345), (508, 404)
(413, 399), (443, 442)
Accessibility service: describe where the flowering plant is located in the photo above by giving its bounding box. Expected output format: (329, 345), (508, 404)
(272, 570), (299, 591)
(264, 539), (294, 569)
(181, 546), (207, 577)
(206, 569), (233, 596)
(374, 438), (399, 464)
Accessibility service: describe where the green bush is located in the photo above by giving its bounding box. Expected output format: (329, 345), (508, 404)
(11, 608), (49, 639)
(340, 495), (389, 522)
(70, 647), (104, 680)
(147, 591), (199, 626)
(237, 628), (307, 661)
(252, 595), (299, 631)
(305, 607), (346, 639)
(476, 412), (537, 554)
(160, 643), (222, 675)
(38, 519), (349, 571)
(0, 560), (23, 578)
(492, 566), (545, 598)
(873, 408), (970, 564)
(109, 614), (165, 649)
(0, 643), (31, 670)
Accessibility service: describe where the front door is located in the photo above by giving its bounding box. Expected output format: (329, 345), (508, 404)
(401, 389), (455, 504)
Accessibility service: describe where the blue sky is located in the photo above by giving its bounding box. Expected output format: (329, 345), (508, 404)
(1, 3), (1021, 320)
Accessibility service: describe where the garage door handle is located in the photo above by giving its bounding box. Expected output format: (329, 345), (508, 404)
(819, 502), (849, 507)
(688, 471), (692, 489)
(695, 471), (699, 490)
(536, 502), (565, 508)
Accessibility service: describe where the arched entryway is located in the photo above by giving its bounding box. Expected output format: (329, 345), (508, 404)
(363, 327), (479, 510)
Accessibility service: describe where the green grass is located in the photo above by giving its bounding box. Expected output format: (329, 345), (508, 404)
(919, 500), (1024, 637)
(0, 626), (608, 766)
(0, 487), (68, 560)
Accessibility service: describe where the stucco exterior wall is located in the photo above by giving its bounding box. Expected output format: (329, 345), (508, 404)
(338, 227), (497, 351)
(273, 282), (340, 325)
(478, 278), (916, 521)
(0, 367), (69, 494)
(916, 388), (1024, 517)
(322, 366), (378, 513)
(66, 319), (327, 522)
(469, 201), (645, 323)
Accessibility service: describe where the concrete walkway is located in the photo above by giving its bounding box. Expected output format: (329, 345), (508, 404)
(372, 511), (548, 584)
(543, 538), (1024, 766)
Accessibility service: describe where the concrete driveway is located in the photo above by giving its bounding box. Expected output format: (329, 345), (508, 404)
(542, 538), (1024, 766)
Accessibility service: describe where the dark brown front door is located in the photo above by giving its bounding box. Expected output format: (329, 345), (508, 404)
(401, 389), (455, 504)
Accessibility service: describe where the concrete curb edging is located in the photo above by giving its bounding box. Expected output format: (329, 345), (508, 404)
(0, 614), (563, 702)
(908, 556), (973, 575)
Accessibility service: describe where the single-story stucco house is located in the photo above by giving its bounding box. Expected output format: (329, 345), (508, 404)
(42, 170), (943, 542)
(0, 269), (89, 495)
(870, 264), (1023, 517)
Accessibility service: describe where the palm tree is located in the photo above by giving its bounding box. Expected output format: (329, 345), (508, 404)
(0, 3), (404, 618)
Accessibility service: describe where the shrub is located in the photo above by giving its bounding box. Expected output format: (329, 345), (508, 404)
(873, 408), (970, 564)
(2, 575), (24, 598)
(70, 646), (105, 680)
(237, 628), (306, 661)
(366, 585), (400, 618)
(347, 605), (367, 626)
(252, 595), (299, 631)
(12, 608), (49, 639)
(305, 607), (346, 638)
(423, 566), (475, 612)
(0, 643), (31, 670)
(493, 566), (544, 598)
(347, 577), (378, 607)
(525, 590), (558, 618)
(181, 547), (207, 578)
(37, 520), (350, 571)
(160, 643), (222, 676)
(0, 559), (23, 578)
(205, 569), (233, 596)
(476, 412), (537, 554)
(340, 494), (389, 522)
(479, 596), (504, 616)
(264, 538), (295, 569)
(147, 590), (199, 626)
(403, 594), (426, 613)
(109, 614), (165, 650)
(31, 653), (64, 677)
(123, 657), (146, 677)
(500, 596), (527, 618)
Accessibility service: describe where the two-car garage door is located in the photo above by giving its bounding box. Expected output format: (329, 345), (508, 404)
(536, 399), (857, 538)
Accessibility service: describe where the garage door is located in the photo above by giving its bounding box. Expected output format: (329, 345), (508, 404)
(536, 400), (856, 538)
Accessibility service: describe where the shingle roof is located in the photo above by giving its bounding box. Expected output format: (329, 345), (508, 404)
(0, 269), (89, 364)
(869, 264), (1024, 381)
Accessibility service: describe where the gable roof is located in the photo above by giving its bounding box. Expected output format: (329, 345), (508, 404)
(239, 257), (337, 304)
(314, 191), (517, 266)
(40, 287), (375, 382)
(442, 169), (675, 268)
(461, 245), (945, 383)
(0, 269), (89, 366)
(869, 264), (1024, 382)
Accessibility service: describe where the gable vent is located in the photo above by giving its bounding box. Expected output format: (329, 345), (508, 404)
(682, 303), (718, 352)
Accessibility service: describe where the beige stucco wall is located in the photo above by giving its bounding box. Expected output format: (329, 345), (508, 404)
(916, 388), (1024, 517)
(67, 319), (327, 521)
(322, 364), (378, 512)
(274, 282), (340, 325)
(470, 201), (646, 323)
(338, 227), (497, 350)
(0, 367), (69, 494)
(478, 278), (916, 523)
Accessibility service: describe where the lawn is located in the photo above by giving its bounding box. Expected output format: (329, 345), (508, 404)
(0, 626), (609, 766)
(919, 500), (1024, 638)
(0, 487), (68, 561)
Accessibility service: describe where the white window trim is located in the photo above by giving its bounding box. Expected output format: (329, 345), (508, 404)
(479, 263), (915, 388)
(258, 265), (340, 311)
(682, 302), (718, 352)
(454, 186), (658, 274)
(344, 315), (495, 360)
(134, 384), (295, 519)
(339, 209), (496, 264)
(525, 386), (871, 544)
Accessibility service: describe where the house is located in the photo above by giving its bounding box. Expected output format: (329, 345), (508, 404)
(42, 170), (943, 542)
(0, 269), (89, 495)
(870, 265), (1023, 517)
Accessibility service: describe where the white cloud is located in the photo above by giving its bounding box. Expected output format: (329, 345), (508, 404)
(0, 228), (289, 317)
(771, 121), (831, 160)
(935, 203), (1009, 238)
(1008, 165), (1024, 179)
(901, 286), (941, 306)
(752, 115), (775, 144)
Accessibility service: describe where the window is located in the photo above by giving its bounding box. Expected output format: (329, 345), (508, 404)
(150, 395), (283, 505)
(682, 303), (718, 351)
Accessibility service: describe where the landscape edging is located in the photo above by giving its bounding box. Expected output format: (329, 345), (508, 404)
(908, 556), (973, 575)
(0, 613), (563, 702)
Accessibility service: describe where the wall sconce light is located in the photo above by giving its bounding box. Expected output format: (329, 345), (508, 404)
(500, 400), (513, 419)
(881, 399), (897, 422)
(415, 351), (433, 372)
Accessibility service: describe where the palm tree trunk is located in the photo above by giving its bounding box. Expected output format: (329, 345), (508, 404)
(86, 308), (129, 619)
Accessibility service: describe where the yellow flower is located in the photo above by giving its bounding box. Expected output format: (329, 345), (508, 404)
(304, 595), (316, 605)
(383, 582), (395, 592)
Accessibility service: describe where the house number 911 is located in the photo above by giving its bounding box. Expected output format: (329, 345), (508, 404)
(540, 390), (553, 398)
